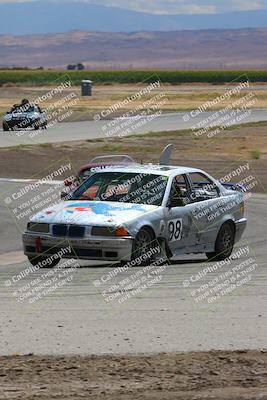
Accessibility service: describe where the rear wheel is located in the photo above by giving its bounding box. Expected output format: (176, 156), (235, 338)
(206, 222), (235, 261)
(28, 255), (60, 268)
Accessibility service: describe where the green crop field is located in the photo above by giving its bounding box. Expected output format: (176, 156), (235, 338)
(1, 70), (267, 85)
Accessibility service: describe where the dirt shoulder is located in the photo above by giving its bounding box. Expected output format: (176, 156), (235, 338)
(0, 122), (266, 192)
(0, 350), (267, 399)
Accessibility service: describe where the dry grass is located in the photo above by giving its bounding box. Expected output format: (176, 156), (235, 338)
(1, 122), (267, 193)
(1, 84), (267, 121)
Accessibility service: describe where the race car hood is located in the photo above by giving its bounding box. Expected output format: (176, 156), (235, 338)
(4, 111), (37, 120)
(31, 201), (158, 226)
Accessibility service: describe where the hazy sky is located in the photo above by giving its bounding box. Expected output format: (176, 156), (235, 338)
(0, 0), (267, 14)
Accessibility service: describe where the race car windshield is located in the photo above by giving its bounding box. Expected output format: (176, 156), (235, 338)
(70, 172), (168, 206)
(12, 105), (36, 113)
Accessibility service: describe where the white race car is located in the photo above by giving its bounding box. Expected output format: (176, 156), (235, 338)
(22, 164), (247, 267)
(3, 103), (47, 131)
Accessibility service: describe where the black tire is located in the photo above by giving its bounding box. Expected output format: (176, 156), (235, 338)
(132, 227), (157, 265)
(28, 255), (60, 268)
(3, 122), (9, 131)
(206, 221), (235, 261)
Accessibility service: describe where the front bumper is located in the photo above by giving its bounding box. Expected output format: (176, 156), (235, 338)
(235, 217), (247, 243)
(4, 118), (45, 129)
(22, 232), (133, 262)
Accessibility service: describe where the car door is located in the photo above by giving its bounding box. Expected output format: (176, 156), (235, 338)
(186, 172), (223, 247)
(164, 174), (197, 255)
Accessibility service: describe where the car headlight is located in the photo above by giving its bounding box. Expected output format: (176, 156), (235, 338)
(27, 222), (50, 233)
(91, 226), (116, 236)
(5, 114), (12, 121)
(91, 226), (129, 237)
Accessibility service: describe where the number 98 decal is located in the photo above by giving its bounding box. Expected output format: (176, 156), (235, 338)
(168, 218), (182, 242)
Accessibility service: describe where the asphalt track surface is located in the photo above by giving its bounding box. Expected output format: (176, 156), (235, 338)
(1, 109), (267, 147)
(0, 182), (266, 356)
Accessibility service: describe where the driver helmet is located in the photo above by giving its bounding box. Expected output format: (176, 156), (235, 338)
(20, 98), (31, 112)
(21, 98), (30, 105)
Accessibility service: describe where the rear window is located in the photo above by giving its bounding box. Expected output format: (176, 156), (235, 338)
(188, 172), (219, 200)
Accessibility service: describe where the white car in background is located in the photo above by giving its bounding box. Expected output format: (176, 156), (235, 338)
(3, 103), (47, 131)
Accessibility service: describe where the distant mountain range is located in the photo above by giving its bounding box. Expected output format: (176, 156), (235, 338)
(0, 2), (267, 35)
(1, 28), (267, 69)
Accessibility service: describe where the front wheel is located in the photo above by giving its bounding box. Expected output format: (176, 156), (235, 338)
(28, 255), (60, 268)
(206, 222), (235, 261)
(131, 227), (157, 265)
(3, 122), (9, 131)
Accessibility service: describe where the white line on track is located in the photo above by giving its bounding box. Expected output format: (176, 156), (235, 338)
(0, 178), (63, 185)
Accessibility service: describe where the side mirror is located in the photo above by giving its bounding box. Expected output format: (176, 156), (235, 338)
(61, 191), (67, 200)
(61, 190), (72, 200)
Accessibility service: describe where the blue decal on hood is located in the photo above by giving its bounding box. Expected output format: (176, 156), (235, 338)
(64, 202), (148, 215)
